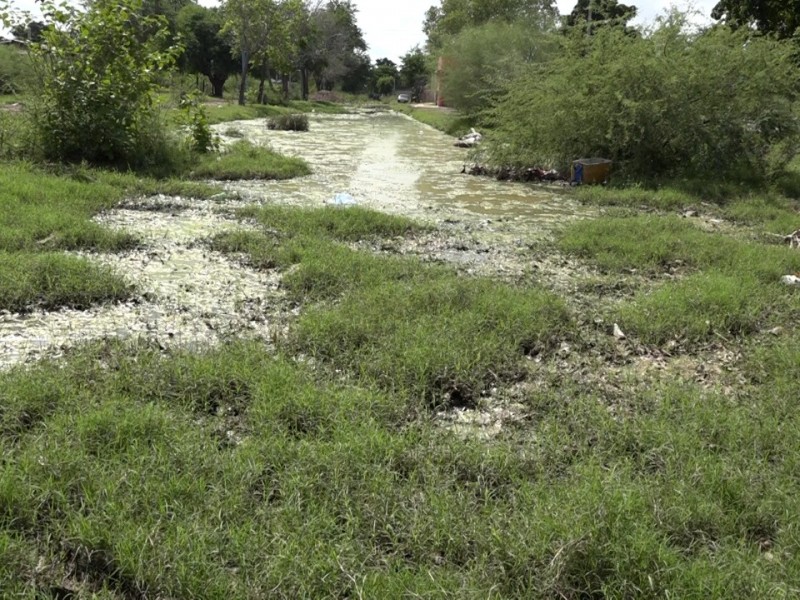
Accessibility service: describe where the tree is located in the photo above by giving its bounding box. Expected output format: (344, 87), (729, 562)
(5, 0), (180, 165)
(10, 20), (45, 42)
(223, 0), (276, 105)
(565, 0), (638, 34)
(178, 4), (238, 98)
(142, 0), (193, 39)
(439, 20), (557, 115)
(307, 0), (367, 91)
(424, 0), (557, 49)
(264, 0), (306, 100)
(711, 0), (800, 39)
(400, 46), (429, 99)
(372, 57), (398, 94)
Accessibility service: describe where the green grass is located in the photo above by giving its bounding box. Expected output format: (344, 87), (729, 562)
(190, 141), (310, 180)
(0, 252), (132, 312)
(559, 214), (800, 280)
(0, 161), (221, 312)
(617, 271), (780, 345)
(293, 274), (573, 408)
(3, 338), (800, 596)
(393, 103), (475, 137)
(193, 100), (347, 125)
(560, 214), (800, 345)
(236, 204), (426, 240)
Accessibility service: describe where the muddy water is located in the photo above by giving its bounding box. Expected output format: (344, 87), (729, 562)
(0, 111), (588, 370)
(220, 111), (580, 227)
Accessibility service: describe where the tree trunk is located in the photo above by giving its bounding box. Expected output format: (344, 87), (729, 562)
(301, 69), (309, 100)
(209, 74), (226, 98)
(238, 50), (249, 106)
(281, 73), (290, 100)
(257, 59), (269, 104)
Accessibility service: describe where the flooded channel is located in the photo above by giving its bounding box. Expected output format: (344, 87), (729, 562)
(1, 111), (589, 370)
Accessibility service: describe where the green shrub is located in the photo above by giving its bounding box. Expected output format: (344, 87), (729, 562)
(18, 0), (182, 167)
(267, 113), (309, 131)
(489, 15), (800, 180)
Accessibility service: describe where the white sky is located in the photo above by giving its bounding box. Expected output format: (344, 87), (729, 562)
(9, 0), (720, 63)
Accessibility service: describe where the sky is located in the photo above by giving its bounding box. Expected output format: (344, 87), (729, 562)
(8, 0), (720, 63)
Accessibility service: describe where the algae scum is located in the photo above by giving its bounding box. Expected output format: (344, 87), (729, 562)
(0, 112), (587, 369)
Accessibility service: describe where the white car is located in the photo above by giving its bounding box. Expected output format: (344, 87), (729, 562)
(397, 93), (410, 103)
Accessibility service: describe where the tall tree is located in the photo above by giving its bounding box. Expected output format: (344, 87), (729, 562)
(424, 0), (556, 49)
(177, 4), (238, 98)
(223, 0), (276, 105)
(711, 0), (800, 39)
(399, 46), (428, 99)
(10, 20), (45, 42)
(307, 0), (367, 91)
(565, 0), (638, 33)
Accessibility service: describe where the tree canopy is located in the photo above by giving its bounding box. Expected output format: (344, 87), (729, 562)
(711, 0), (800, 39)
(424, 0), (556, 48)
(177, 4), (237, 98)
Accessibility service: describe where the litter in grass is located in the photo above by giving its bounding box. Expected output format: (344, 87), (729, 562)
(327, 192), (357, 206)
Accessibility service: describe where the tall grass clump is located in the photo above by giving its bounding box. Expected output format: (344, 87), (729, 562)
(489, 13), (800, 181)
(190, 141), (309, 180)
(0, 252), (132, 312)
(267, 114), (309, 131)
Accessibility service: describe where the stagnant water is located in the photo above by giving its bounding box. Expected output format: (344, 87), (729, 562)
(0, 111), (588, 370)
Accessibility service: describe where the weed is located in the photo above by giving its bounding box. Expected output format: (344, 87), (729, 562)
(267, 114), (309, 132)
(190, 141), (310, 180)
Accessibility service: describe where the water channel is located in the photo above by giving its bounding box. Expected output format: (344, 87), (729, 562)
(0, 111), (588, 370)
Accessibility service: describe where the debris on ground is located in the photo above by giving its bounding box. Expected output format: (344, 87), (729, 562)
(462, 163), (566, 183)
(327, 192), (357, 206)
(454, 128), (482, 148)
(781, 274), (800, 287)
(784, 229), (800, 249)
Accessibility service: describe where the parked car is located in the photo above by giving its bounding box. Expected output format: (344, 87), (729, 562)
(397, 93), (410, 103)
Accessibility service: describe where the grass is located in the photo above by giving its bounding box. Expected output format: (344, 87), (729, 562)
(0, 252), (132, 312)
(6, 111), (800, 595)
(189, 141), (310, 181)
(559, 214), (800, 345)
(3, 335), (800, 596)
(195, 100), (347, 125)
(235, 204), (427, 240)
(392, 103), (475, 137)
(0, 161), (221, 312)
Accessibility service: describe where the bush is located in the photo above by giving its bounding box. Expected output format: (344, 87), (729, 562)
(267, 114), (309, 131)
(488, 13), (800, 181)
(13, 0), (182, 167)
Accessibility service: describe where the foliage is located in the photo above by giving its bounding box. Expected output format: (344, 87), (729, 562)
(565, 0), (638, 34)
(488, 17), (800, 180)
(177, 3), (237, 98)
(4, 0), (182, 167)
(439, 20), (557, 117)
(179, 93), (220, 153)
(267, 113), (309, 131)
(399, 46), (428, 98)
(711, 0), (800, 38)
(424, 0), (557, 49)
(307, 0), (367, 91)
(223, 0), (276, 105)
